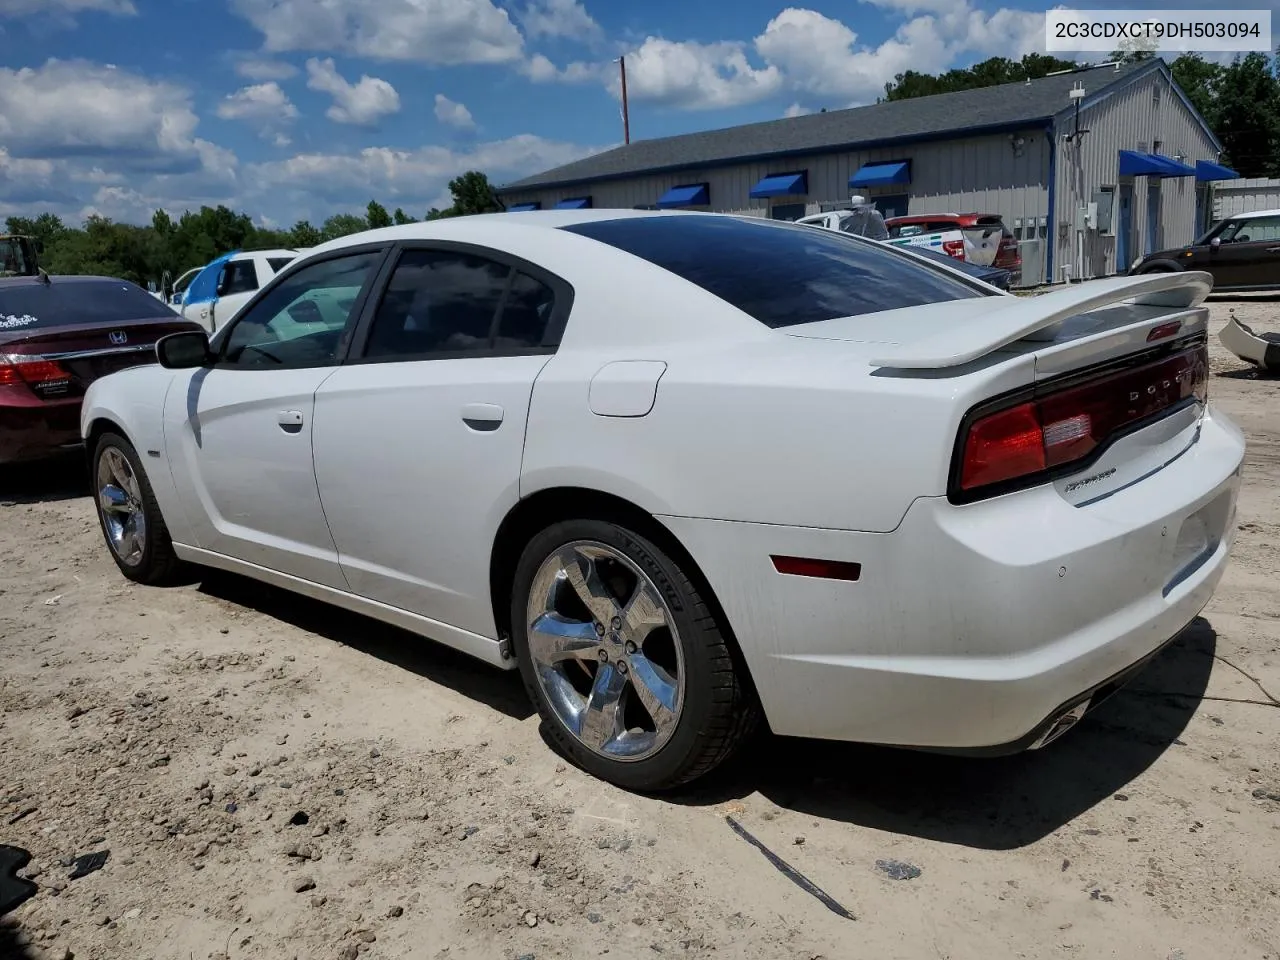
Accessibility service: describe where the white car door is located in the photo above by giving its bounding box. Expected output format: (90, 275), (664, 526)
(163, 246), (390, 587)
(312, 244), (567, 639)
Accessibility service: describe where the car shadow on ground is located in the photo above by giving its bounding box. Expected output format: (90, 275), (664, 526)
(672, 617), (1217, 851)
(0, 924), (37, 960)
(1217, 367), (1277, 381)
(194, 569), (535, 723)
(0, 451), (89, 505)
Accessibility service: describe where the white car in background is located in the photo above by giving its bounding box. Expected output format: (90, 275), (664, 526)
(81, 210), (1242, 791)
(180, 248), (309, 334)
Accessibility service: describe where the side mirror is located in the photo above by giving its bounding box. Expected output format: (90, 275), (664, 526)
(156, 331), (212, 369)
(1209, 237), (1222, 250)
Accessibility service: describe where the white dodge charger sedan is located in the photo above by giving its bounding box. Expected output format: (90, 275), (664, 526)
(81, 210), (1244, 791)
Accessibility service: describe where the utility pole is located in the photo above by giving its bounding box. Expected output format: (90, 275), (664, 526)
(618, 55), (631, 145)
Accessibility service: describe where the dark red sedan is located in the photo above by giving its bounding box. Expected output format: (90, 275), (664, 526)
(0, 275), (203, 464)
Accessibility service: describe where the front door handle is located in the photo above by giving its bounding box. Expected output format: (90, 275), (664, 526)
(277, 410), (304, 434)
(461, 403), (504, 432)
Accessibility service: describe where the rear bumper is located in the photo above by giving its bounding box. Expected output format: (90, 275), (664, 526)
(660, 405), (1244, 750)
(0, 398), (82, 464)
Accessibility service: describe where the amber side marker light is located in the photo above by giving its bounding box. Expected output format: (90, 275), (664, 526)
(1147, 320), (1183, 341)
(771, 556), (863, 582)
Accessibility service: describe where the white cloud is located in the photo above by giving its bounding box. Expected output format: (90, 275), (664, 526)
(753, 4), (1045, 108)
(0, 0), (135, 18)
(217, 82), (300, 144)
(241, 133), (606, 221)
(232, 0), (525, 65)
(305, 57), (401, 127)
(519, 53), (600, 84)
(519, 0), (602, 43)
(0, 59), (235, 178)
(618, 37), (783, 110)
(233, 55), (299, 81)
(784, 102), (810, 118)
(433, 94), (476, 131)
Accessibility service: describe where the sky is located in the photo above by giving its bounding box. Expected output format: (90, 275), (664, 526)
(0, 0), (1271, 228)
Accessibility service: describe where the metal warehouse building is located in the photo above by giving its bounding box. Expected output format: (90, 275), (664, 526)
(498, 59), (1239, 287)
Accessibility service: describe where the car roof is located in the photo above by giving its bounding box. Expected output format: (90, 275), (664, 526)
(885, 213), (1001, 225)
(0, 274), (132, 288)
(231, 248), (305, 260)
(1228, 208), (1280, 219)
(304, 208), (709, 257)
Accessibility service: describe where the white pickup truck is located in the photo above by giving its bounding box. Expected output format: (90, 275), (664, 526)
(179, 248), (308, 334)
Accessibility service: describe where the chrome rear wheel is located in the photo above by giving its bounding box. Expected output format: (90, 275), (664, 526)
(526, 541), (685, 762)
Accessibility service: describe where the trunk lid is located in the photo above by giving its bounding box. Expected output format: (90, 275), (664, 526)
(1, 317), (199, 401)
(786, 271), (1215, 504)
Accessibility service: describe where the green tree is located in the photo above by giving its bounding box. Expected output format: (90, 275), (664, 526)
(289, 220), (323, 247)
(447, 170), (502, 215)
(392, 207), (415, 225)
(882, 54), (1080, 101)
(1211, 52), (1280, 177)
(366, 200), (393, 229)
(320, 213), (369, 241)
(1170, 53), (1223, 123)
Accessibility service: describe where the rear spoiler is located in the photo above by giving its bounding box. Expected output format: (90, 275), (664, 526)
(868, 271), (1213, 370)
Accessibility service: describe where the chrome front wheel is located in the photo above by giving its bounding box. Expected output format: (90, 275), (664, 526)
(97, 446), (147, 567)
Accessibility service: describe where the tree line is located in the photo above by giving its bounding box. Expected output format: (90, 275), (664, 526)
(2, 171), (503, 292)
(882, 51), (1280, 179)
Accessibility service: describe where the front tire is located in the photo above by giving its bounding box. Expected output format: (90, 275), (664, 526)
(92, 432), (182, 585)
(510, 518), (758, 791)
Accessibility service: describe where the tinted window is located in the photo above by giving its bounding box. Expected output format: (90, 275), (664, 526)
(220, 252), (379, 368)
(364, 250), (511, 358)
(1222, 215), (1280, 243)
(0, 279), (176, 331)
(221, 260), (259, 296)
(496, 272), (555, 349)
(562, 215), (987, 328)
(268, 257), (295, 274)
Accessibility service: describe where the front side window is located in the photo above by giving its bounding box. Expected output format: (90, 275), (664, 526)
(363, 249), (524, 359)
(562, 214), (988, 328)
(219, 251), (381, 368)
(220, 260), (259, 297)
(1221, 215), (1280, 244)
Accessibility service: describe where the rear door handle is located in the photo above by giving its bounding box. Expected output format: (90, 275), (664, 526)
(461, 403), (504, 432)
(277, 410), (304, 433)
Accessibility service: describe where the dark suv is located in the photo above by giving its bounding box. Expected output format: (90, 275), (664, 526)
(1130, 210), (1280, 291)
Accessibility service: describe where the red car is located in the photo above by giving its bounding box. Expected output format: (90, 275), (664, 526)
(0, 275), (202, 464)
(885, 213), (1022, 286)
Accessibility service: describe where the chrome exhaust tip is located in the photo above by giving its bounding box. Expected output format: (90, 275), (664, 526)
(1028, 699), (1091, 751)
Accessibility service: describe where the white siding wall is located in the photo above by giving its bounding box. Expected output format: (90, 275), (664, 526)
(500, 130), (1051, 283)
(1055, 66), (1219, 280)
(1213, 178), (1280, 218)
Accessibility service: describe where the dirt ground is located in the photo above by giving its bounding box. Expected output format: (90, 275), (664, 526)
(2, 298), (1279, 960)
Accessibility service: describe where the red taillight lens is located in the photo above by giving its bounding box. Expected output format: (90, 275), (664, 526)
(956, 344), (1208, 498)
(0, 358), (72, 387)
(942, 239), (965, 259)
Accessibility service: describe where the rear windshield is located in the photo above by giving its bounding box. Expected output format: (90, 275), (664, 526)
(562, 215), (988, 327)
(0, 279), (177, 330)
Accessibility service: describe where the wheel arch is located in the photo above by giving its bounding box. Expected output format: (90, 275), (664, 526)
(489, 487), (758, 698)
(1134, 258), (1184, 275)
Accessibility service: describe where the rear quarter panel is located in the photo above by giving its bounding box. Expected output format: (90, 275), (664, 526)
(81, 365), (192, 544)
(522, 337), (1036, 533)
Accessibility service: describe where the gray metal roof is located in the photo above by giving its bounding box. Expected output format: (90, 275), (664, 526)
(500, 61), (1151, 193)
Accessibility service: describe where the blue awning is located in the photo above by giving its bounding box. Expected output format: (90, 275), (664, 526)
(507, 202), (540, 211)
(1119, 150), (1196, 178)
(749, 172), (807, 198)
(1196, 159), (1240, 182)
(656, 183), (709, 208)
(554, 196), (591, 209)
(849, 161), (910, 189)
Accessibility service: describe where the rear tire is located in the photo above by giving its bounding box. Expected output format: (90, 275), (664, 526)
(510, 518), (758, 791)
(92, 432), (183, 585)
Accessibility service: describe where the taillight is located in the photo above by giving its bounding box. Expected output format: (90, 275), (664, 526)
(942, 239), (965, 259)
(954, 343), (1208, 501)
(0, 357), (72, 389)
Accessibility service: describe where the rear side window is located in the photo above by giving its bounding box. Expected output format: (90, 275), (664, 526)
(0, 279), (176, 330)
(562, 215), (987, 328)
(221, 260), (259, 296)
